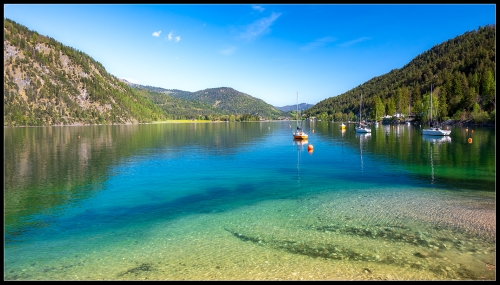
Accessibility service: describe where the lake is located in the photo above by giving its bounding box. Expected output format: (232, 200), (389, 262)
(4, 121), (496, 280)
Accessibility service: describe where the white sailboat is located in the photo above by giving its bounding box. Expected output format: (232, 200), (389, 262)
(421, 85), (451, 136)
(293, 92), (308, 140)
(355, 93), (371, 133)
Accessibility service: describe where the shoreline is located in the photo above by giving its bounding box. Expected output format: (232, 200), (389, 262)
(3, 119), (495, 128)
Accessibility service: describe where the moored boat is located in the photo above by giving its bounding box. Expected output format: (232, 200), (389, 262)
(293, 92), (308, 140)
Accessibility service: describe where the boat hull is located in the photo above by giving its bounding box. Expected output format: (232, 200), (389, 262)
(355, 127), (371, 133)
(421, 128), (451, 136)
(293, 132), (308, 140)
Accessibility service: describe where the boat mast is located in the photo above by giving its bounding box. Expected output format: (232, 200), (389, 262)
(296, 92), (298, 128)
(359, 93), (362, 124)
(296, 92), (300, 129)
(430, 84), (433, 126)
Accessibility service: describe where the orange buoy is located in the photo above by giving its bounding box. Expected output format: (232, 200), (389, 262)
(308, 144), (314, 151)
(471, 130), (474, 134)
(468, 138), (472, 144)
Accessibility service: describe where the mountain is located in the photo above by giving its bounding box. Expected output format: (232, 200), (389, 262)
(123, 82), (285, 119)
(303, 25), (495, 125)
(4, 18), (167, 126)
(275, 103), (314, 112)
(119, 80), (231, 120)
(171, 87), (284, 118)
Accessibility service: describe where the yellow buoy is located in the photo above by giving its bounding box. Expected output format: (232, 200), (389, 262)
(468, 138), (472, 144)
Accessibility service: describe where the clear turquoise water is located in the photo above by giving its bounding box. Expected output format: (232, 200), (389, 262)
(4, 122), (496, 280)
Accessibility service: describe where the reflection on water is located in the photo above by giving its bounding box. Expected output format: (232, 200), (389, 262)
(422, 135), (452, 185)
(356, 132), (371, 172)
(4, 122), (496, 280)
(422, 135), (452, 144)
(293, 139), (308, 183)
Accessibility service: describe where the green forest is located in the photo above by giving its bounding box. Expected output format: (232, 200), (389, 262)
(303, 25), (495, 125)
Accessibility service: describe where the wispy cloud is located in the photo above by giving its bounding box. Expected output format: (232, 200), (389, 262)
(337, 37), (371, 47)
(152, 30), (161, 37)
(252, 5), (264, 12)
(239, 12), (281, 42)
(168, 31), (181, 42)
(300, 36), (337, 51)
(220, 46), (237, 55)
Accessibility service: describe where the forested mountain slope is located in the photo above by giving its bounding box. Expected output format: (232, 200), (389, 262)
(4, 18), (167, 126)
(125, 82), (286, 120)
(303, 24), (495, 125)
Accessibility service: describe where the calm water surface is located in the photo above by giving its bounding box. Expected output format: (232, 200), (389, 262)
(4, 121), (496, 280)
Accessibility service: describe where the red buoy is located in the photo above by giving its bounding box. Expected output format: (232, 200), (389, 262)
(308, 144), (314, 152)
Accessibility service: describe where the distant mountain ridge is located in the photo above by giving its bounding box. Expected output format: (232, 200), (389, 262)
(123, 79), (313, 113)
(120, 81), (285, 119)
(274, 103), (314, 112)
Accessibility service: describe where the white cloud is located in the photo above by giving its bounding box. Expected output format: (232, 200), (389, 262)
(337, 37), (371, 48)
(300, 36), (337, 51)
(240, 12), (281, 41)
(252, 5), (264, 12)
(152, 30), (161, 37)
(167, 31), (181, 42)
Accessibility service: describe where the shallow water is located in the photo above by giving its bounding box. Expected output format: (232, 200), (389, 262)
(4, 121), (496, 280)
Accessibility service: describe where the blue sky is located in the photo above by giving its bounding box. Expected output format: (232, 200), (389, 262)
(4, 4), (496, 106)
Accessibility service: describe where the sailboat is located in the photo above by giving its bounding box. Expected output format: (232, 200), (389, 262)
(355, 93), (371, 133)
(421, 85), (451, 136)
(293, 92), (308, 140)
